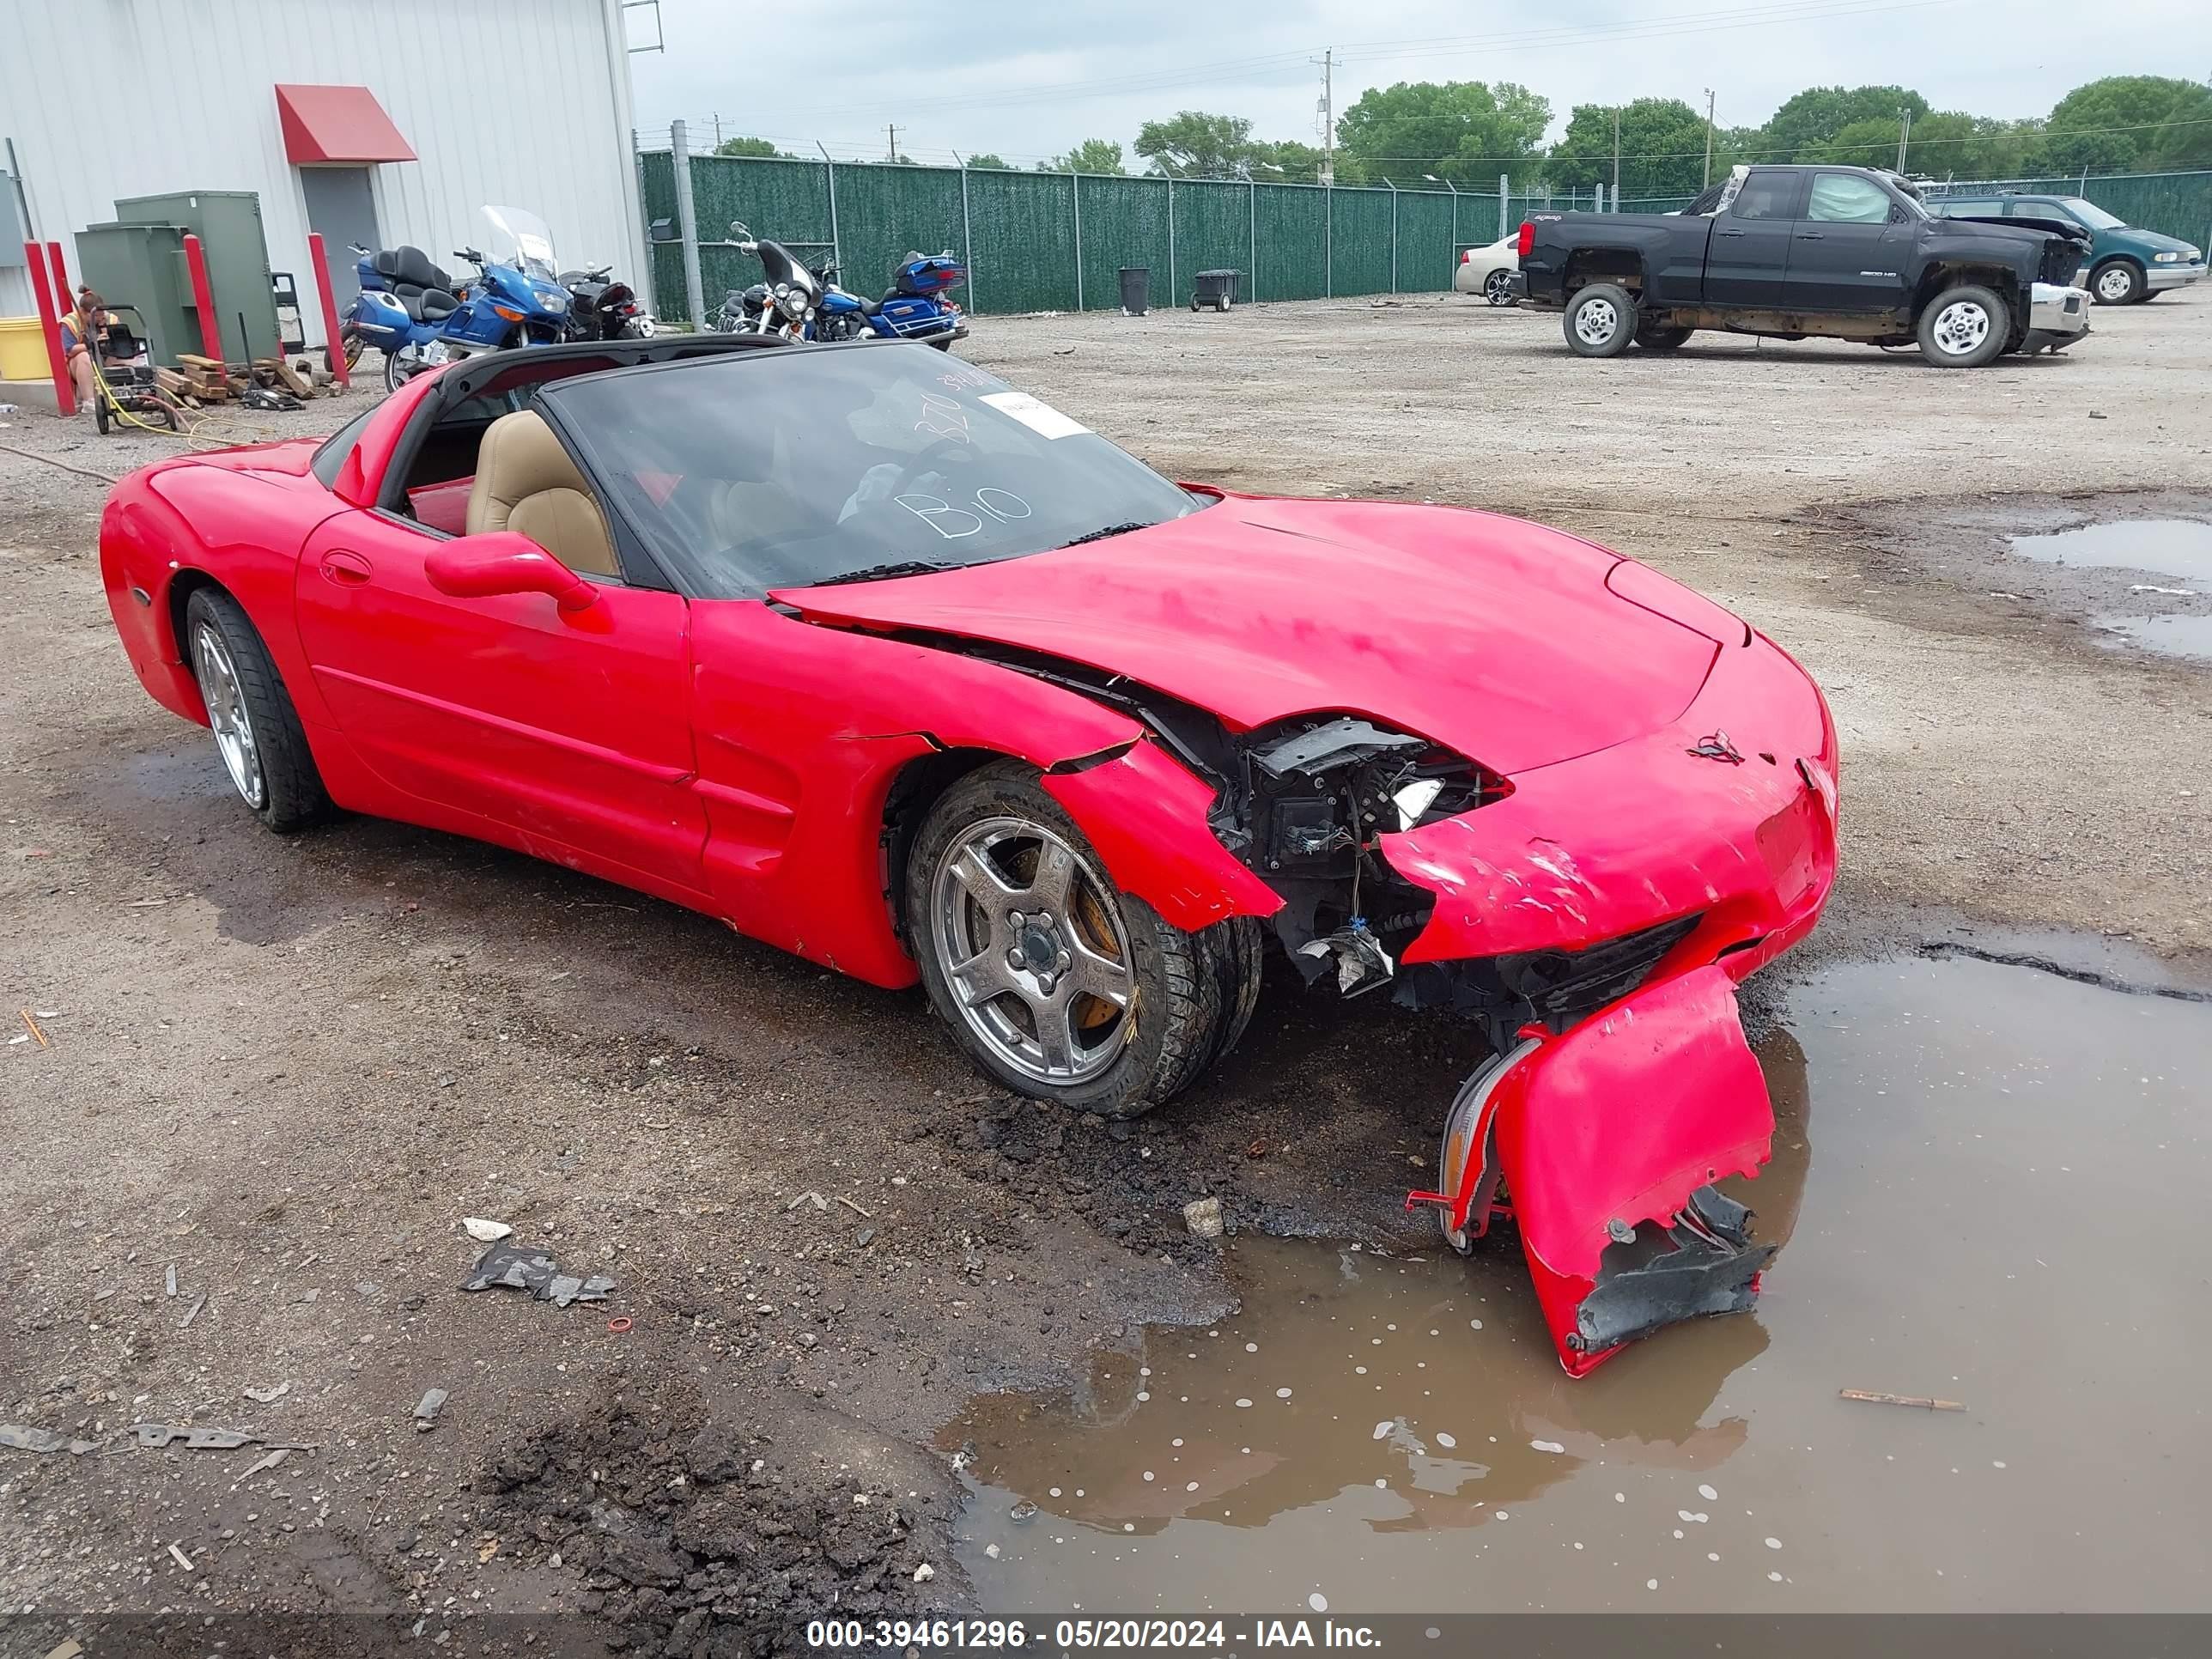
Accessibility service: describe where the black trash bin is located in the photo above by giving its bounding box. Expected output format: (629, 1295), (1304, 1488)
(1118, 266), (1151, 315)
(1191, 269), (1242, 312)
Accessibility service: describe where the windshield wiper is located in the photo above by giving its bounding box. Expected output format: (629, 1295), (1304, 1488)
(812, 558), (962, 587)
(1055, 520), (1155, 549)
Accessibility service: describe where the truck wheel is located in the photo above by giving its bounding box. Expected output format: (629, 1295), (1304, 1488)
(1564, 283), (1636, 357)
(1917, 284), (2010, 368)
(1635, 325), (1693, 350)
(2089, 259), (2144, 305)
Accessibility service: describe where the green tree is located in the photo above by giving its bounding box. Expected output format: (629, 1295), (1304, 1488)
(2031, 76), (2212, 174)
(1255, 139), (1328, 183)
(1759, 85), (1930, 160)
(1811, 111), (2034, 179)
(966, 153), (1010, 170)
(1134, 112), (1267, 177)
(714, 136), (787, 159)
(1333, 80), (1550, 186)
(1040, 138), (1125, 175)
(1546, 98), (1716, 199)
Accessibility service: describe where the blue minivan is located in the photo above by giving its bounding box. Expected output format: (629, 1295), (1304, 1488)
(1929, 192), (2204, 305)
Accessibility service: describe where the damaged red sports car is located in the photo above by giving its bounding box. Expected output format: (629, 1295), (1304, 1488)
(100, 336), (1838, 1374)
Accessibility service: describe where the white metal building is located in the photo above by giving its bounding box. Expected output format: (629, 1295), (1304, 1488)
(1, 0), (647, 346)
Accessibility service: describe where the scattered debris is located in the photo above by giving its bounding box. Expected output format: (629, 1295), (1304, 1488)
(2, 1424), (96, 1455)
(415, 1389), (449, 1430)
(913, 1563), (935, 1583)
(1246, 1138), (1270, 1159)
(17, 1010), (48, 1048)
(167, 1542), (196, 1573)
(1838, 1389), (1966, 1412)
(607, 1316), (634, 1334)
(240, 1449), (289, 1478)
(836, 1194), (873, 1219)
(1297, 920), (1395, 996)
(1182, 1196), (1224, 1239)
(40, 1638), (82, 1659)
(460, 1238), (617, 1307)
(179, 1294), (206, 1328)
(2087, 410), (2107, 420)
(462, 1217), (513, 1243)
(130, 1423), (313, 1451)
(787, 1190), (830, 1212)
(1009, 1500), (1038, 1523)
(2130, 583), (2197, 597)
(165, 1263), (177, 1297)
(242, 1382), (289, 1404)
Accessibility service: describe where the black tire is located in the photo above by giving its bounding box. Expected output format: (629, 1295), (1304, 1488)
(1916, 283), (2010, 368)
(1564, 283), (1637, 357)
(327, 323), (365, 376)
(1483, 268), (1515, 307)
(2089, 259), (2144, 306)
(1635, 324), (1694, 350)
(906, 759), (1261, 1117)
(182, 587), (331, 834)
(94, 398), (110, 434)
(928, 335), (955, 351)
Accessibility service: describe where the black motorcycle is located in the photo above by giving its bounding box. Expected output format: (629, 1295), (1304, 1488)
(558, 265), (653, 341)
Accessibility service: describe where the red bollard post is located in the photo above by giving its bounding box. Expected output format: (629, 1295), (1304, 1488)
(46, 240), (70, 309)
(307, 232), (349, 388)
(22, 239), (75, 415)
(183, 233), (222, 362)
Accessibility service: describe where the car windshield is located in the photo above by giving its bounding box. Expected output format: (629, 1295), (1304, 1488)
(2056, 197), (2124, 230)
(482, 205), (559, 281)
(542, 346), (1206, 598)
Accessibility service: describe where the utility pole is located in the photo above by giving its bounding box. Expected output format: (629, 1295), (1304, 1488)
(1701, 88), (1716, 186)
(714, 112), (723, 149)
(1312, 49), (1337, 185)
(1612, 106), (1621, 209)
(1895, 106), (1912, 172)
(886, 124), (897, 163)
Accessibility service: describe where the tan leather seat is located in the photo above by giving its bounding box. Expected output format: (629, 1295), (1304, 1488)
(465, 410), (619, 576)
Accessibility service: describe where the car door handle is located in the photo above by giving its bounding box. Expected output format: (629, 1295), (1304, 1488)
(1796, 231), (1826, 240)
(319, 550), (373, 586)
(1717, 228), (1747, 238)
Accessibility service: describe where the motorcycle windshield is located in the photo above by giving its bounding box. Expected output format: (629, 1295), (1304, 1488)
(755, 240), (820, 300)
(481, 205), (560, 283)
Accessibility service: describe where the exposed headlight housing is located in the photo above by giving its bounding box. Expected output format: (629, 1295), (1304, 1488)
(778, 287), (809, 319)
(2153, 251), (2183, 264)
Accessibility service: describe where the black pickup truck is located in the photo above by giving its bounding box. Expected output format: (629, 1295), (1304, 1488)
(1511, 164), (2094, 368)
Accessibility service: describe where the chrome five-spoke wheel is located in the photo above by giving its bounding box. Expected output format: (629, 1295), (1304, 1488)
(191, 618), (265, 810)
(931, 817), (1134, 1084)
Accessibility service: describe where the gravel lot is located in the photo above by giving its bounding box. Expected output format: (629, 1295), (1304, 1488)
(2, 290), (2208, 1648)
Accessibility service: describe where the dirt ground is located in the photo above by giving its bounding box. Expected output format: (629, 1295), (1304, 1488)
(3, 290), (2209, 1651)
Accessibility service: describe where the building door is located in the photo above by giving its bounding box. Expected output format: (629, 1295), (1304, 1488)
(300, 167), (380, 311)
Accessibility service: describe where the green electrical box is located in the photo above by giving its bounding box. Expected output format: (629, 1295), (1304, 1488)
(73, 221), (198, 367)
(114, 190), (281, 364)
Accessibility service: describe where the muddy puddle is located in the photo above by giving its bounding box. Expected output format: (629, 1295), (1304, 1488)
(2008, 519), (2212, 585)
(945, 955), (2212, 1613)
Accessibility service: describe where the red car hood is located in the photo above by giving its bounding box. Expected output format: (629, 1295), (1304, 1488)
(775, 496), (1718, 775)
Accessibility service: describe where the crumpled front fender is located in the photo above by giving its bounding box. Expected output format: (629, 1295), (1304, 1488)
(1437, 963), (1776, 1375)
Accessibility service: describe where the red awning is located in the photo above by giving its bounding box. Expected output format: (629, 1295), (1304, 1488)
(275, 84), (416, 166)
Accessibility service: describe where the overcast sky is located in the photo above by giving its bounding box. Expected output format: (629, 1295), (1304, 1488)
(624, 0), (2209, 167)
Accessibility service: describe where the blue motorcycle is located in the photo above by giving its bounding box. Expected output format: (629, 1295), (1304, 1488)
(814, 251), (969, 349)
(716, 222), (966, 349)
(345, 205), (574, 393)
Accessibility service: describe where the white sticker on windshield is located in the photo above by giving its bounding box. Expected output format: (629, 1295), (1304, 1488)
(979, 391), (1089, 440)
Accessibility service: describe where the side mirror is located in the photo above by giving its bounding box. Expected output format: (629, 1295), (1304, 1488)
(425, 532), (597, 612)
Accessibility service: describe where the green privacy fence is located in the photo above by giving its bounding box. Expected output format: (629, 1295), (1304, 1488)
(638, 149), (1606, 320)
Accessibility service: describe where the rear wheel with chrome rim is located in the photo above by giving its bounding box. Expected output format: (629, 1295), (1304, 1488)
(1484, 268), (1515, 307)
(907, 761), (1262, 1117)
(183, 587), (331, 833)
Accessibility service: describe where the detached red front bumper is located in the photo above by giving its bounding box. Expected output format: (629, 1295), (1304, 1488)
(1393, 623), (1838, 1374)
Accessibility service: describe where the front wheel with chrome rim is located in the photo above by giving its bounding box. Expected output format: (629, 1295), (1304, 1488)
(907, 761), (1263, 1117)
(183, 587), (331, 832)
(1916, 283), (2010, 368)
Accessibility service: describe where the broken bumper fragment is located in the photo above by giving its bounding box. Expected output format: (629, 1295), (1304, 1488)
(1394, 623), (1835, 1373)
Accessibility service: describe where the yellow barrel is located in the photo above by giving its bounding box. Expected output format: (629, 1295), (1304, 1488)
(0, 316), (53, 380)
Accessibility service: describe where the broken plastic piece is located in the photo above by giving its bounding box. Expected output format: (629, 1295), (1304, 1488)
(1296, 918), (1394, 995)
(461, 1238), (617, 1305)
(1, 1423), (95, 1455)
(131, 1423), (261, 1449)
(462, 1217), (513, 1243)
(1250, 716), (1425, 781)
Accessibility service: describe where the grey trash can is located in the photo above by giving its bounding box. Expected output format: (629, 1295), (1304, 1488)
(1118, 266), (1150, 315)
(1191, 269), (1242, 312)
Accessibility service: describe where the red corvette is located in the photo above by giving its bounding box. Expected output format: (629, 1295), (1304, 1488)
(100, 337), (1837, 1373)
